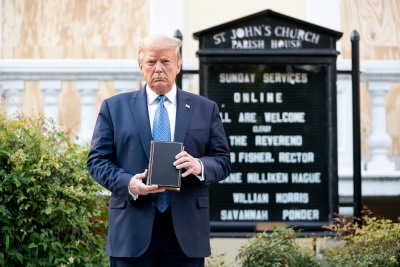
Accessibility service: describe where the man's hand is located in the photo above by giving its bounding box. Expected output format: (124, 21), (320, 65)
(174, 151), (202, 178)
(128, 169), (165, 196)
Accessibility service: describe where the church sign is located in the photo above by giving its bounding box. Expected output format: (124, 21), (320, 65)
(194, 10), (343, 233)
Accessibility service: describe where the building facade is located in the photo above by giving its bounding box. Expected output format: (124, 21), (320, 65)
(1, 0), (399, 227)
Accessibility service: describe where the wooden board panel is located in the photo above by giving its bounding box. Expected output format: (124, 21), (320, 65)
(387, 83), (400, 155)
(22, 81), (43, 116)
(360, 82), (371, 156)
(2, 0), (148, 59)
(341, 0), (400, 156)
(96, 81), (116, 112)
(58, 82), (80, 135)
(341, 0), (400, 60)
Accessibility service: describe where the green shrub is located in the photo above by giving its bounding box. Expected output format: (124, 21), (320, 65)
(236, 227), (317, 267)
(0, 113), (109, 267)
(206, 251), (227, 267)
(320, 208), (400, 267)
(234, 211), (400, 267)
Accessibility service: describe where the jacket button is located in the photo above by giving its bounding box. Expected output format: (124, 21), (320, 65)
(151, 202), (156, 207)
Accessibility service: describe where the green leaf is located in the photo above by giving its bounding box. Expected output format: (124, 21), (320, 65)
(28, 243), (38, 249)
(15, 252), (23, 263)
(5, 234), (10, 251)
(0, 252), (4, 266)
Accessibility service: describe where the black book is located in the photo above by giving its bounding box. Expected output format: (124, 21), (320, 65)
(147, 141), (183, 191)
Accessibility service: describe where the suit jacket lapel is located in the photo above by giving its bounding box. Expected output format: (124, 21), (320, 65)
(174, 89), (192, 143)
(130, 88), (152, 160)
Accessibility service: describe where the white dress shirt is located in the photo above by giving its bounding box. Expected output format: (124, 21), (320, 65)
(128, 84), (204, 200)
(146, 85), (177, 141)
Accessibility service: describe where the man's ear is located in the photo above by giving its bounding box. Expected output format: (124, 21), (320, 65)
(176, 64), (182, 75)
(139, 64), (144, 75)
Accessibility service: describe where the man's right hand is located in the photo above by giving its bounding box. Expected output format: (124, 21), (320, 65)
(128, 169), (165, 196)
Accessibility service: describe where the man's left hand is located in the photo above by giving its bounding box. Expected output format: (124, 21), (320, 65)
(174, 151), (202, 177)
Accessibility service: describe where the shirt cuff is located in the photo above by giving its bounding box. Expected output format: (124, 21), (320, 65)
(196, 159), (205, 181)
(128, 185), (138, 201)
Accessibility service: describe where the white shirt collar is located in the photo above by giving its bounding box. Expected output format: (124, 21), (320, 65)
(146, 84), (177, 106)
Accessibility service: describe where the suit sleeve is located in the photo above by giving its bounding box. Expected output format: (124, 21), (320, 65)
(199, 102), (231, 184)
(86, 100), (132, 201)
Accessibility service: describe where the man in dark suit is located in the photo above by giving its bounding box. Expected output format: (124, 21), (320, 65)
(87, 34), (231, 267)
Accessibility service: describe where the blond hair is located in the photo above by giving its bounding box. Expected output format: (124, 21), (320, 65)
(138, 34), (182, 65)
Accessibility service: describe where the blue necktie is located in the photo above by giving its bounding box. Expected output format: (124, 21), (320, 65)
(153, 95), (171, 213)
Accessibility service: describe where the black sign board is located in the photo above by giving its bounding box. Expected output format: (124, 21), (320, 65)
(194, 10), (342, 232)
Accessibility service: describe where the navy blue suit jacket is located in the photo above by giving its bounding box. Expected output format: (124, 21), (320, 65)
(87, 86), (231, 258)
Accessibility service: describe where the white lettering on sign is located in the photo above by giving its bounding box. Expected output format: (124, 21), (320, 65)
(238, 152), (275, 163)
(219, 73), (256, 83)
(291, 173), (321, 183)
(220, 112), (232, 123)
(212, 25), (320, 49)
(282, 209), (319, 221)
(238, 112), (257, 123)
(264, 112), (305, 123)
(233, 92), (283, 103)
(252, 125), (272, 133)
(229, 135), (248, 146)
(221, 209), (269, 221)
(278, 152), (314, 163)
(276, 192), (309, 204)
(271, 39), (302, 49)
(213, 32), (227, 45)
(274, 26), (320, 44)
(230, 152), (236, 163)
(263, 73), (308, 84)
(219, 173), (242, 184)
(255, 135), (302, 146)
(232, 39), (265, 49)
(233, 193), (269, 204)
(230, 25), (272, 39)
(247, 172), (289, 184)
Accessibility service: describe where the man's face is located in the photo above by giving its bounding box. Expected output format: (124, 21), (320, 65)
(139, 48), (181, 95)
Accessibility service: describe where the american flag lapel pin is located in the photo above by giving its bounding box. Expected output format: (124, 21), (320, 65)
(185, 104), (190, 109)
